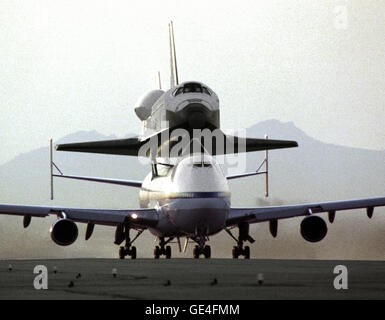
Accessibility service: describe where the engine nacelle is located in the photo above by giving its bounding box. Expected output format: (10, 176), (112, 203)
(50, 219), (78, 246)
(300, 215), (327, 243)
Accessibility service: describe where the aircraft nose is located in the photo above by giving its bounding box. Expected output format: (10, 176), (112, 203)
(188, 111), (206, 129)
(184, 103), (210, 129)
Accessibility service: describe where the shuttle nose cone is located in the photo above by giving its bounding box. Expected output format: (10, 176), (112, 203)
(188, 111), (206, 129)
(185, 103), (209, 129)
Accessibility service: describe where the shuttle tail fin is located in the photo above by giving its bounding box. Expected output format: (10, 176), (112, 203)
(169, 21), (179, 88)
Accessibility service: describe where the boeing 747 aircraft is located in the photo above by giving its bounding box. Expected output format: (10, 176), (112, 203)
(0, 23), (384, 259)
(0, 151), (384, 259)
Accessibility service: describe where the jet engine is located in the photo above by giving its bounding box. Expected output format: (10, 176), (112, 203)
(300, 215), (327, 242)
(50, 219), (78, 246)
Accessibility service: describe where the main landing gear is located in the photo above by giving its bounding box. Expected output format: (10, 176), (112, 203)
(232, 245), (250, 259)
(192, 236), (211, 259)
(154, 237), (173, 259)
(226, 222), (255, 259)
(119, 245), (136, 260)
(115, 223), (143, 259)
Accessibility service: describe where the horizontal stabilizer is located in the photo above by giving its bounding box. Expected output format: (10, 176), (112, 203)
(53, 174), (142, 188)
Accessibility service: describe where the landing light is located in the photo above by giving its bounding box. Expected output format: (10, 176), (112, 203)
(131, 213), (138, 220)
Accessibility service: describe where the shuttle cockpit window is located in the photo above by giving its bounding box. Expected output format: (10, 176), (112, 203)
(174, 87), (184, 96)
(202, 87), (211, 95)
(173, 83), (211, 96)
(183, 83), (202, 93)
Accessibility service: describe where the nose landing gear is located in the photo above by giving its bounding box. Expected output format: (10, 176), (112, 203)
(154, 237), (173, 259)
(193, 245), (211, 259)
(191, 236), (211, 259)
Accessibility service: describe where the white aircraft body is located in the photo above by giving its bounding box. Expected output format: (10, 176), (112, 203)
(0, 22), (384, 259)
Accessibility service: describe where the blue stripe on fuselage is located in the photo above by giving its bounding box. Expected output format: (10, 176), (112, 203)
(140, 188), (230, 199)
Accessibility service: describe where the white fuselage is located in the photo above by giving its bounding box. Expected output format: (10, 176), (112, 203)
(139, 154), (230, 237)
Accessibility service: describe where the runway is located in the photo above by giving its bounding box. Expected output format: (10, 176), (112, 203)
(0, 258), (384, 299)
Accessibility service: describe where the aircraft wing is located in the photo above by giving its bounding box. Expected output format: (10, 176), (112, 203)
(226, 196), (385, 226)
(0, 204), (158, 228)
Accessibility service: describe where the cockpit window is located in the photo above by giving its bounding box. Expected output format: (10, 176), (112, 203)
(174, 87), (184, 95)
(174, 83), (211, 96)
(152, 163), (174, 179)
(184, 83), (202, 93)
(193, 162), (212, 168)
(202, 87), (211, 95)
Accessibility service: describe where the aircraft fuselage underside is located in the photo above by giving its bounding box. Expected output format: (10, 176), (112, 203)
(142, 195), (230, 237)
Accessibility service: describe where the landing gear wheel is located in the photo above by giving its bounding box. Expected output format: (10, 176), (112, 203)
(193, 245), (200, 259)
(204, 245), (211, 259)
(130, 246), (137, 259)
(244, 246), (250, 259)
(119, 246), (125, 259)
(232, 246), (239, 259)
(154, 246), (160, 259)
(165, 246), (172, 259)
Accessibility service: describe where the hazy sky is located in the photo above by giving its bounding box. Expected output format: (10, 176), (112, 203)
(1, 0), (384, 164)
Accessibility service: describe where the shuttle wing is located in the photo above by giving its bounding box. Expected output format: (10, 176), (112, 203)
(55, 129), (171, 157)
(56, 129), (297, 157)
(0, 204), (158, 228)
(56, 136), (146, 156)
(223, 135), (298, 154)
(226, 196), (385, 226)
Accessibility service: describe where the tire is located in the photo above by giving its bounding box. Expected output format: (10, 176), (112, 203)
(154, 246), (160, 259)
(165, 246), (171, 259)
(193, 245), (200, 259)
(131, 246), (137, 259)
(232, 246), (239, 259)
(119, 246), (125, 260)
(204, 245), (211, 259)
(244, 246), (250, 259)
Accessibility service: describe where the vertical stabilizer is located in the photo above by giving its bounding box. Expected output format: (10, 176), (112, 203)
(168, 21), (179, 88)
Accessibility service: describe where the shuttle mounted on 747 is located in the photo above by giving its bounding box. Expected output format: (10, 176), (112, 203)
(0, 22), (384, 259)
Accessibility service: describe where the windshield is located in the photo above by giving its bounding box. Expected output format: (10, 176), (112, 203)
(174, 83), (211, 96)
(156, 164), (174, 177)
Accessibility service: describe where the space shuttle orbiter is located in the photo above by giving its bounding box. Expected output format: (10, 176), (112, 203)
(56, 21), (298, 157)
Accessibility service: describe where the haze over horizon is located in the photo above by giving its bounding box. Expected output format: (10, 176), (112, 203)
(0, 120), (384, 260)
(1, 0), (384, 165)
